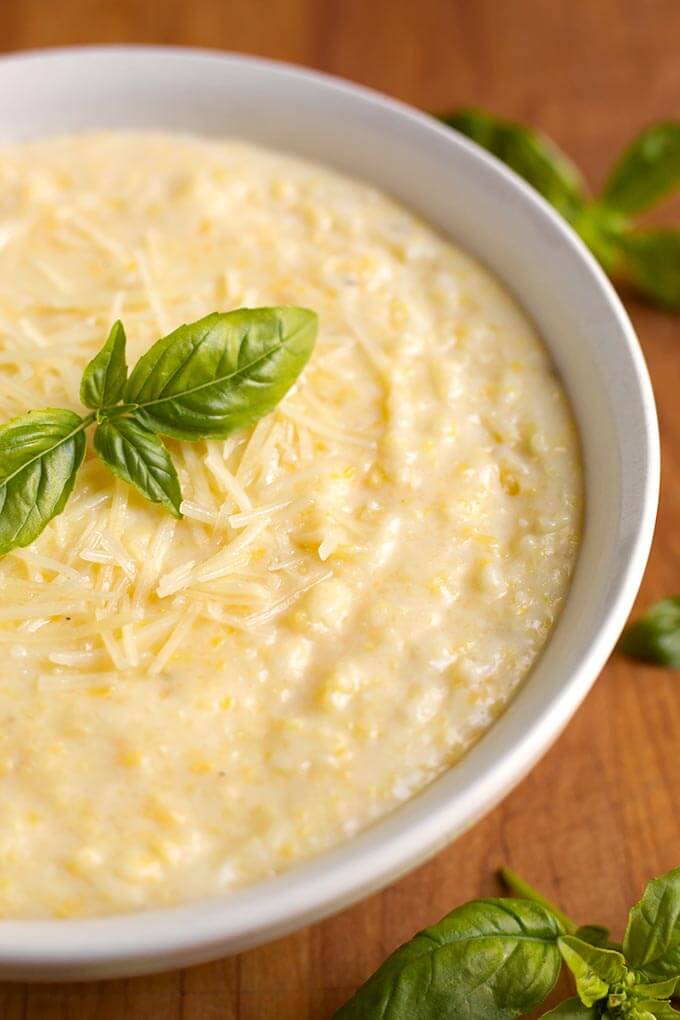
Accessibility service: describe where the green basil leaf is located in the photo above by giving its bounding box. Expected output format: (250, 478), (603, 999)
(633, 977), (679, 999)
(125, 307), (317, 441)
(440, 108), (587, 221)
(333, 898), (564, 1019)
(602, 122), (680, 214)
(0, 409), (87, 555)
(620, 597), (680, 668)
(558, 936), (628, 1007)
(575, 924), (612, 949)
(94, 418), (182, 518)
(80, 320), (128, 410)
(633, 1001), (680, 1019)
(539, 998), (598, 1019)
(616, 230), (680, 311)
(623, 867), (680, 980)
(571, 204), (630, 274)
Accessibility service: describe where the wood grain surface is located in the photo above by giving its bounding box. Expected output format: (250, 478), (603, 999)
(0, 1), (678, 1016)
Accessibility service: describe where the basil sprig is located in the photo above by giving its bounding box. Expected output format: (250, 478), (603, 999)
(0, 307), (317, 553)
(334, 866), (680, 1019)
(620, 597), (680, 668)
(440, 110), (680, 310)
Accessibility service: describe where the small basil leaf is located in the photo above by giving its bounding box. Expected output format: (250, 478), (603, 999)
(620, 597), (680, 668)
(333, 898), (564, 1019)
(440, 108), (587, 221)
(0, 409), (87, 555)
(125, 307), (317, 441)
(633, 977), (678, 999)
(539, 998), (598, 1019)
(633, 1001), (680, 1019)
(558, 936), (628, 1007)
(575, 924), (612, 949)
(94, 418), (182, 518)
(602, 122), (680, 214)
(623, 867), (680, 980)
(80, 320), (128, 410)
(616, 230), (680, 311)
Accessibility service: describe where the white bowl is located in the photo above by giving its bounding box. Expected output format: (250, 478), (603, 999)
(0, 46), (659, 980)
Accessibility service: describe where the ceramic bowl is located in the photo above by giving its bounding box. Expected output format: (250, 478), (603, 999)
(0, 46), (659, 979)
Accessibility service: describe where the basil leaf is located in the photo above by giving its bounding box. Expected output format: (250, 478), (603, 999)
(602, 122), (680, 214)
(620, 597), (680, 668)
(0, 409), (87, 555)
(94, 418), (182, 518)
(333, 898), (564, 1019)
(633, 1001), (680, 1020)
(623, 867), (680, 980)
(125, 307), (317, 441)
(616, 230), (680, 311)
(558, 936), (627, 1007)
(80, 320), (128, 410)
(441, 108), (587, 221)
(539, 999), (598, 1019)
(572, 204), (629, 274)
(633, 977), (679, 999)
(575, 924), (612, 949)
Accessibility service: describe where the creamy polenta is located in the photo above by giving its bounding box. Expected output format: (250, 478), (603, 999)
(0, 134), (581, 917)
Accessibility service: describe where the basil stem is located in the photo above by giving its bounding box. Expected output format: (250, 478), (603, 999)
(499, 866), (577, 934)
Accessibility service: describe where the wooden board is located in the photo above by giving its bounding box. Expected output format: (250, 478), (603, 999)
(0, 1), (678, 1015)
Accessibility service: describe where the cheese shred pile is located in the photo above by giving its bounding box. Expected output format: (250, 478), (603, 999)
(0, 134), (388, 682)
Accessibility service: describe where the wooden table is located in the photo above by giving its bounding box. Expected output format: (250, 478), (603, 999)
(0, 1), (678, 1016)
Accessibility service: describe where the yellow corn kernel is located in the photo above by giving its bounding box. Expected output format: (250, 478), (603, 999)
(145, 798), (184, 829)
(67, 846), (102, 877)
(500, 467), (520, 496)
(119, 749), (142, 768)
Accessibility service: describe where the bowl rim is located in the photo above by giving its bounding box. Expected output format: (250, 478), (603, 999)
(0, 44), (660, 971)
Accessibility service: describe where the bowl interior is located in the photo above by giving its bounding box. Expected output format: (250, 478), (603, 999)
(0, 47), (659, 978)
